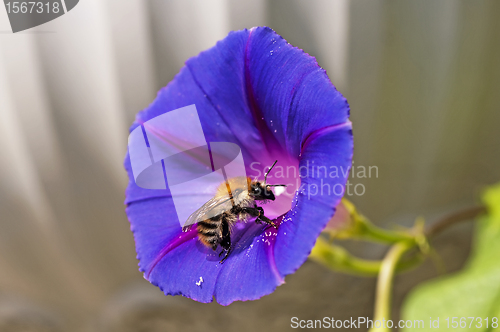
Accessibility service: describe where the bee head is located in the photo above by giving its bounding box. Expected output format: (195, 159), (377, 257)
(249, 182), (276, 201)
(248, 161), (287, 201)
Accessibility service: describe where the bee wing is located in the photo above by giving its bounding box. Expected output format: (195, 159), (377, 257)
(182, 195), (234, 231)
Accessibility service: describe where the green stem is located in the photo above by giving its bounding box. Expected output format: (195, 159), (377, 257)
(356, 217), (414, 244)
(369, 241), (414, 332)
(310, 237), (381, 276)
(313, 201), (486, 332)
(310, 237), (424, 276)
(332, 199), (413, 244)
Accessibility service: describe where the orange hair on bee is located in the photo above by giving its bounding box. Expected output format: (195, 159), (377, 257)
(215, 176), (251, 198)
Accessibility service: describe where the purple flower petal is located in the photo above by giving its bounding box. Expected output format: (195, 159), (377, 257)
(125, 27), (353, 305)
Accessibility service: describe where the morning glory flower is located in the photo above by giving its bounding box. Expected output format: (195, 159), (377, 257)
(124, 27), (353, 305)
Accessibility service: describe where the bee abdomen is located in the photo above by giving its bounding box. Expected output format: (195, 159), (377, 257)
(223, 212), (238, 225)
(197, 220), (219, 230)
(197, 218), (222, 250)
(199, 235), (219, 249)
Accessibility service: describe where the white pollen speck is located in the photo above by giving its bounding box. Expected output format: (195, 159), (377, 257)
(274, 186), (286, 196)
(196, 277), (203, 286)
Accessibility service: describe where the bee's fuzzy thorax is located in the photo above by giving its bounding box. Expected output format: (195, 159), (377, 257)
(215, 176), (252, 198)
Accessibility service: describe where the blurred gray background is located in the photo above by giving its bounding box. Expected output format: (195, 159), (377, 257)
(0, 0), (499, 331)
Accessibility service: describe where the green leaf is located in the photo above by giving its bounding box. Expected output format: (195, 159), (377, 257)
(402, 183), (500, 332)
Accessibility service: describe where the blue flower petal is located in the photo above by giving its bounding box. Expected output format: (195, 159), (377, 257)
(213, 219), (284, 305)
(127, 197), (218, 303)
(275, 124), (353, 276)
(186, 27), (350, 157)
(125, 27), (353, 305)
(124, 63), (255, 204)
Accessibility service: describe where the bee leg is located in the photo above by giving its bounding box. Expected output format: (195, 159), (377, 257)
(219, 247), (233, 264)
(219, 219), (232, 264)
(254, 208), (266, 224)
(243, 207), (278, 229)
(256, 209), (278, 229)
(258, 214), (278, 229)
(253, 204), (263, 224)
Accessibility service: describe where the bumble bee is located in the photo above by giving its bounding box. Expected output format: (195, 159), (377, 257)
(183, 160), (286, 263)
